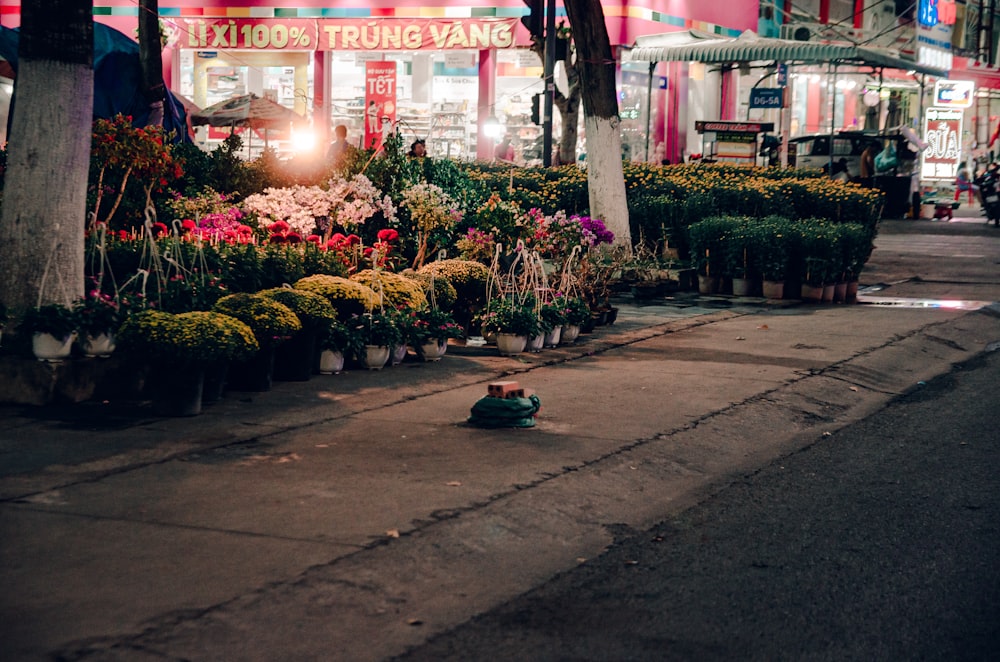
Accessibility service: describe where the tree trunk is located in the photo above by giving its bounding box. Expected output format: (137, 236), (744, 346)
(553, 57), (581, 166)
(138, 0), (165, 126)
(562, 0), (630, 248)
(0, 0), (93, 319)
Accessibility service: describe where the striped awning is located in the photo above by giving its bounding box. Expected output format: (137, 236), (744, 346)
(627, 29), (948, 78)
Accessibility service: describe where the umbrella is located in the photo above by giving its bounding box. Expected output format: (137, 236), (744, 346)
(190, 93), (306, 131)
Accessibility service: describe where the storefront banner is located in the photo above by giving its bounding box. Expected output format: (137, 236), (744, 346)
(365, 61), (397, 151)
(921, 107), (962, 180)
(178, 18), (519, 51)
(715, 132), (756, 160)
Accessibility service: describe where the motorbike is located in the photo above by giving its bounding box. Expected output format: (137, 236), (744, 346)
(975, 169), (1000, 226)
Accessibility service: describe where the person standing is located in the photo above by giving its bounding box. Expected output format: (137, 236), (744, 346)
(494, 134), (515, 162)
(860, 142), (877, 187)
(326, 124), (353, 168)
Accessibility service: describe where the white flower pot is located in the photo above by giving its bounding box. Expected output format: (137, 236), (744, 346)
(318, 349), (345, 374)
(419, 339), (447, 361)
(527, 334), (545, 352)
(390, 344), (408, 366)
(80, 332), (116, 358)
(762, 280), (785, 299)
(543, 326), (562, 347)
(560, 324), (581, 344)
(496, 333), (527, 356)
(363, 345), (390, 370)
(32, 332), (76, 362)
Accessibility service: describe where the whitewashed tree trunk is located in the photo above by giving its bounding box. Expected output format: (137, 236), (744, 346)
(563, 0), (630, 249)
(0, 0), (93, 319)
(583, 114), (628, 246)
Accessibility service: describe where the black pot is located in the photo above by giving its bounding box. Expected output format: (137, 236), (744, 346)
(227, 347), (276, 392)
(273, 327), (318, 382)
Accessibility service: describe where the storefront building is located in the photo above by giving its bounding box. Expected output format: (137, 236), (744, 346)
(0, 1), (757, 163)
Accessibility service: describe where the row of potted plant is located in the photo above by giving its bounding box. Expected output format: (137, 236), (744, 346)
(687, 215), (875, 296)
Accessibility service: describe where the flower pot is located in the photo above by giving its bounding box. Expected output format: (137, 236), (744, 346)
(496, 333), (527, 356)
(846, 280), (860, 303)
(543, 326), (562, 347)
(731, 277), (758, 297)
(362, 344), (390, 370)
(580, 314), (597, 334)
(273, 327), (318, 382)
(201, 360), (229, 405)
(762, 280), (785, 300)
(390, 344), (408, 366)
(227, 347), (276, 391)
(148, 363), (205, 417)
(697, 274), (722, 295)
(606, 307), (619, 325)
(418, 340), (445, 361)
(821, 283), (835, 302)
(318, 349), (345, 374)
(527, 334), (545, 352)
(80, 332), (116, 358)
(560, 324), (581, 344)
(32, 332), (76, 362)
(800, 283), (824, 303)
(833, 281), (848, 303)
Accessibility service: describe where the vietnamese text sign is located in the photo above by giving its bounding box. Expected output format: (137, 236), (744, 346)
(933, 80), (975, 108)
(715, 132), (756, 160)
(696, 121), (774, 133)
(178, 18), (519, 51)
(365, 61), (397, 151)
(922, 107), (962, 180)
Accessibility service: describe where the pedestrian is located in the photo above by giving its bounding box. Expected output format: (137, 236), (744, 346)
(494, 134), (515, 162)
(408, 139), (427, 158)
(860, 142), (877, 187)
(326, 124), (353, 168)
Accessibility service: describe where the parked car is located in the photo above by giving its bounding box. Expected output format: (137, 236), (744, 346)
(788, 130), (919, 179)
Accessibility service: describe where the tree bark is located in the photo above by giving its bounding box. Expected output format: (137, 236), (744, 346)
(138, 0), (165, 126)
(0, 0), (93, 318)
(562, 0), (630, 248)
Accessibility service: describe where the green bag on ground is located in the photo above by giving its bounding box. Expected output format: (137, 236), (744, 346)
(467, 394), (542, 428)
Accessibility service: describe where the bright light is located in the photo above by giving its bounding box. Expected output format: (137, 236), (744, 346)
(483, 116), (504, 140)
(290, 129), (316, 153)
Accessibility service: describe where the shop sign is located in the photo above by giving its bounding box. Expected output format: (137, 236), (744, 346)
(180, 18), (519, 51)
(364, 61), (397, 151)
(921, 107), (962, 180)
(695, 121), (774, 133)
(933, 80), (974, 108)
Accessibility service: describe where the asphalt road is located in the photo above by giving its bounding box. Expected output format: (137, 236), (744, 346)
(394, 348), (1000, 662)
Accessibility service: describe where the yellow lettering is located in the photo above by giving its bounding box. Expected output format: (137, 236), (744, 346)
(382, 25), (402, 50)
(492, 23), (514, 48)
(211, 23), (229, 47)
(360, 22), (379, 49)
(469, 24), (489, 49)
(324, 26), (342, 49)
(429, 25), (449, 49)
(445, 24), (470, 49)
(402, 25), (422, 49)
(342, 26), (360, 49)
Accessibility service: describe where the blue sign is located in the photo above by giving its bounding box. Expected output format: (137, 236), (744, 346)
(776, 63), (787, 87)
(749, 88), (784, 109)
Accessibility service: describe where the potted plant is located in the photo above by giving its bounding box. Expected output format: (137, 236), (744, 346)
(117, 309), (258, 415)
(751, 217), (791, 299)
(318, 318), (363, 374)
(539, 298), (568, 347)
(20, 303), (78, 362)
(258, 287), (336, 381)
(406, 307), (463, 360)
(478, 299), (540, 356)
(212, 293), (302, 391)
(352, 309), (403, 369)
(73, 291), (124, 358)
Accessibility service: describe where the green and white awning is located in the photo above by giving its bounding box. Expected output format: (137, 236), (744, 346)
(627, 29), (948, 78)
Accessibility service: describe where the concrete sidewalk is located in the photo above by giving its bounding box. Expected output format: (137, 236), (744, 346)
(2, 293), (999, 661)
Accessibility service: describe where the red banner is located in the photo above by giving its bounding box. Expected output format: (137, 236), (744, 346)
(364, 61), (397, 151)
(177, 18), (519, 51)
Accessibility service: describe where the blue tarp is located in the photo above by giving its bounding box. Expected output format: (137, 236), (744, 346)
(0, 22), (190, 142)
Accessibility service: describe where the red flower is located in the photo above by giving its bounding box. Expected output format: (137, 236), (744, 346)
(286, 232), (302, 244)
(269, 234), (287, 244)
(268, 220), (290, 233)
(363, 246), (373, 256)
(377, 228), (399, 242)
(151, 222), (169, 237)
(306, 234), (321, 244)
(346, 234), (361, 245)
(181, 219), (197, 232)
